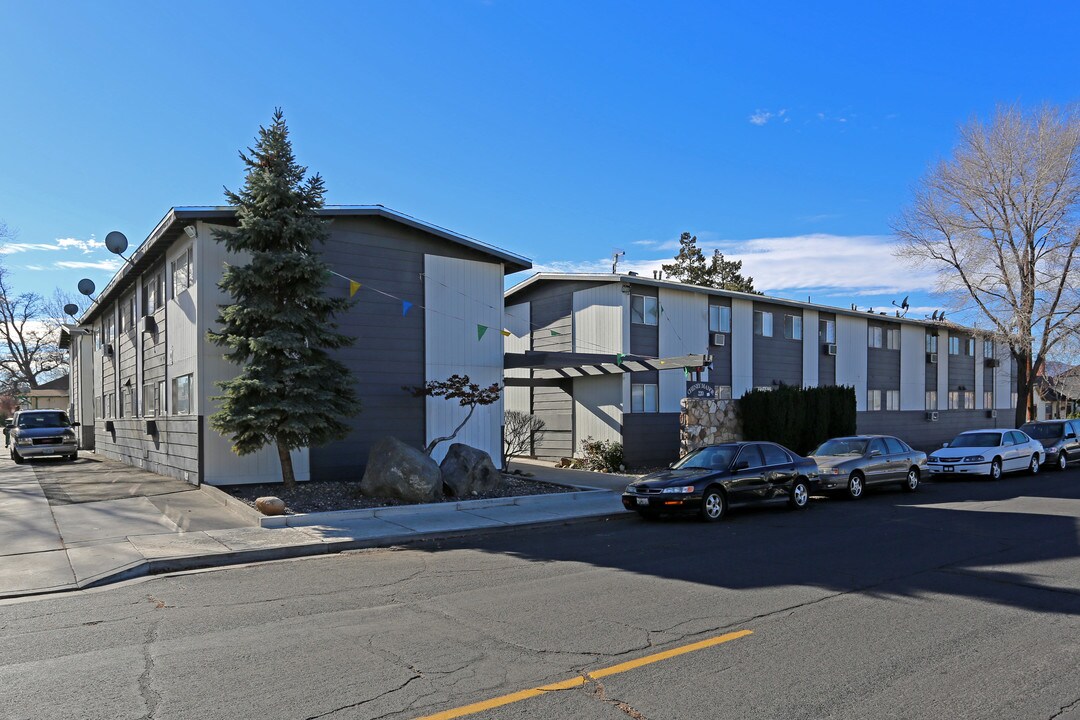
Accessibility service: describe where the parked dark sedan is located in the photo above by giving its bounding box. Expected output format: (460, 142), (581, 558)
(622, 441), (818, 521)
(810, 435), (926, 499)
(1020, 420), (1080, 471)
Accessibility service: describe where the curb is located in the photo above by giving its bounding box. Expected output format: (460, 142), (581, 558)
(197, 483), (264, 525)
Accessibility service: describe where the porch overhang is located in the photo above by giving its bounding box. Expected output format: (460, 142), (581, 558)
(503, 351), (711, 386)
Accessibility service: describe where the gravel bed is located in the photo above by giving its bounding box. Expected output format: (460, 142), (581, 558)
(218, 475), (574, 515)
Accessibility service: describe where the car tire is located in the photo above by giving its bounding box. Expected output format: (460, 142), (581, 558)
(1056, 452), (1068, 471)
(846, 472), (865, 500)
(789, 478), (810, 510)
(1028, 454), (1040, 476)
(989, 458), (1002, 480)
(10, 450), (24, 465)
(698, 487), (726, 522)
(67, 452), (78, 462)
(902, 467), (920, 492)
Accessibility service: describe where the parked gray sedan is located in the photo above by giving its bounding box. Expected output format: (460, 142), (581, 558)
(810, 435), (927, 499)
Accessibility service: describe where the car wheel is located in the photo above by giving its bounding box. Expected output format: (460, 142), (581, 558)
(846, 472), (864, 500)
(1057, 452), (1068, 471)
(10, 450), (24, 465)
(902, 467), (920, 492)
(989, 458), (1002, 480)
(67, 452), (78, 461)
(1028, 454), (1040, 476)
(698, 487), (726, 522)
(789, 478), (810, 510)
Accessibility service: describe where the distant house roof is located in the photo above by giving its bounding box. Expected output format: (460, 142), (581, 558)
(78, 205), (531, 324)
(31, 375), (69, 393)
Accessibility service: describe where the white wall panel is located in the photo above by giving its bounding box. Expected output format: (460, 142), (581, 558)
(657, 288), (708, 412)
(836, 316), (868, 411)
(573, 285), (624, 354)
(504, 302), (531, 414)
(731, 299), (754, 398)
(899, 324), (926, 410)
(937, 329), (949, 410)
(574, 375), (623, 447)
(425, 255), (504, 464)
(802, 308), (819, 388)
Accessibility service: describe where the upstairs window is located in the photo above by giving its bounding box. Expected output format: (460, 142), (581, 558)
(171, 247), (195, 299)
(630, 295), (658, 326)
(754, 311), (773, 337)
(886, 327), (900, 350)
(709, 305), (731, 333)
(984, 339), (994, 358)
(926, 334), (938, 353)
(784, 315), (802, 340)
(948, 336), (960, 355)
(820, 319), (835, 344)
(868, 326), (883, 349)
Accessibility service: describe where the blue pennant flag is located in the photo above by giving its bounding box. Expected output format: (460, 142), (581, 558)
(402, 300), (413, 316)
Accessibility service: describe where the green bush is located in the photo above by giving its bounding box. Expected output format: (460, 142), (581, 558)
(739, 385), (856, 455)
(580, 436), (625, 473)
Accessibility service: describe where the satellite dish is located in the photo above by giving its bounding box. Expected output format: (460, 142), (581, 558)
(77, 278), (96, 296)
(104, 231), (128, 255)
(63, 303), (79, 317)
(901, 295), (910, 310)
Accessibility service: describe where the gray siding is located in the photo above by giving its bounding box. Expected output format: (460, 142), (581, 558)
(948, 331), (976, 391)
(708, 298), (732, 386)
(925, 333), (938, 396)
(95, 416), (201, 483)
(752, 301), (802, 388)
(622, 413), (680, 469)
(532, 382), (573, 459)
(857, 409), (1007, 454)
(867, 321), (900, 390)
(507, 279), (612, 354)
(818, 312), (836, 386)
(628, 283), (658, 357)
(117, 291), (137, 419)
(143, 302), (167, 386)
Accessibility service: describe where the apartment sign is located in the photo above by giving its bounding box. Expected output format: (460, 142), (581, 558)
(686, 382), (715, 399)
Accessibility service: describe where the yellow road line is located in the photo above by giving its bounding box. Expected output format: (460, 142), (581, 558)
(413, 629), (753, 720)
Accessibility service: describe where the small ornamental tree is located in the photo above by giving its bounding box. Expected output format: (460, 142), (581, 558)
(502, 410), (546, 470)
(407, 374), (501, 456)
(209, 109), (358, 488)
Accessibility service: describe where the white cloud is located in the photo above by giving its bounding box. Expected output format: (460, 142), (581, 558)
(749, 110), (773, 126)
(55, 259), (122, 271)
(25, 265), (46, 271)
(0, 243), (64, 254)
(55, 237), (105, 254)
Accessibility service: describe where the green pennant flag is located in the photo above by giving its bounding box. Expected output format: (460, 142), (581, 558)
(477, 324), (489, 340)
(684, 368), (690, 379)
(550, 330), (561, 336)
(616, 353), (626, 364)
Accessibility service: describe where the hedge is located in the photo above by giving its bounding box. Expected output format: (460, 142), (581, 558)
(739, 385), (857, 455)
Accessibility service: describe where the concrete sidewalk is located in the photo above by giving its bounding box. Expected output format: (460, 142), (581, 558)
(1, 454), (628, 600)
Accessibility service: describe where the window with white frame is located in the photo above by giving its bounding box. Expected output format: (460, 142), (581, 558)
(171, 246), (195, 299)
(630, 295), (658, 326)
(708, 305), (731, 333)
(1011, 392), (1018, 408)
(948, 336), (960, 355)
(754, 311), (773, 337)
(948, 391), (960, 409)
(157, 380), (166, 415)
(925, 390), (938, 410)
(964, 391), (974, 409)
(967, 338), (975, 356)
(886, 327), (900, 350)
(143, 269), (165, 316)
(984, 339), (994, 358)
(868, 389), (882, 411)
(886, 390), (900, 411)
(984, 390), (993, 408)
(631, 383), (658, 412)
(172, 374), (193, 415)
(143, 383), (156, 416)
(926, 334), (938, 353)
(868, 326), (883, 349)
(820, 319), (835, 344)
(784, 315), (802, 340)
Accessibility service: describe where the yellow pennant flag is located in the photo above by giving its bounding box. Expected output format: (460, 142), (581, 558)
(349, 280), (362, 297)
(500, 329), (512, 337)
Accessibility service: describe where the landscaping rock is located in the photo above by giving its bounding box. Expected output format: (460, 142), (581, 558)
(255, 496), (286, 516)
(361, 436), (443, 503)
(440, 443), (504, 496)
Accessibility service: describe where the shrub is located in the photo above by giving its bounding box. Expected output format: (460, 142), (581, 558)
(739, 385), (856, 455)
(580, 436), (624, 473)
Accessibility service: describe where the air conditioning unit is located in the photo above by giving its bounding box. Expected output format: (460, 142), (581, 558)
(712, 333), (726, 346)
(925, 411), (939, 422)
(987, 409), (997, 419)
(927, 352), (938, 364)
(104, 343), (114, 357)
(824, 343), (837, 356)
(140, 315), (157, 334)
(985, 358), (999, 368)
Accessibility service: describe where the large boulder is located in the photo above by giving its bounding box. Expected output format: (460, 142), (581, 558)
(440, 443), (504, 497)
(361, 436), (443, 503)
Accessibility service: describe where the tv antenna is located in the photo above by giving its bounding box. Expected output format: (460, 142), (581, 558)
(612, 249), (625, 274)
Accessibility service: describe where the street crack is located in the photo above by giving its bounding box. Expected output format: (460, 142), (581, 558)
(582, 672), (648, 720)
(1050, 695), (1080, 719)
(302, 674), (423, 720)
(137, 621), (162, 720)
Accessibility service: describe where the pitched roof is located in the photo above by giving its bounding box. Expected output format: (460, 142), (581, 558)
(32, 375), (69, 392)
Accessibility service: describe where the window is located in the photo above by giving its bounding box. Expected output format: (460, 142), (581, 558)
(172, 374), (193, 415)
(171, 246), (195, 298)
(868, 389), (882, 411)
(760, 444), (790, 466)
(157, 380), (166, 415)
(1011, 392), (1018, 409)
(93, 395), (101, 419)
(869, 438), (887, 456)
(967, 338), (975, 356)
(143, 383), (156, 416)
(716, 385), (732, 400)
(948, 391), (960, 410)
(124, 296), (135, 333)
(754, 311), (773, 337)
(709, 305), (731, 333)
(926, 334), (938, 353)
(984, 390), (993, 409)
(631, 383), (657, 413)
(736, 445), (764, 469)
(103, 314), (115, 346)
(884, 437), (906, 454)
(886, 390), (900, 411)
(925, 390), (938, 410)
(103, 392), (115, 419)
(143, 270), (165, 316)
(886, 327), (900, 350)
(784, 315), (802, 340)
(868, 326), (883, 349)
(119, 386), (130, 418)
(948, 336), (960, 355)
(630, 295), (658, 326)
(820, 319), (835, 344)
(984, 339), (994, 358)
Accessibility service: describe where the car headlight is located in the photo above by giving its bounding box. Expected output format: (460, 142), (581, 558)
(63, 430), (76, 439)
(15, 438), (32, 446)
(963, 455), (985, 463)
(661, 486), (695, 494)
(928, 455), (940, 463)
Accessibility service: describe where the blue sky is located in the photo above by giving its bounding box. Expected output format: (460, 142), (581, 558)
(2, 0), (1078, 322)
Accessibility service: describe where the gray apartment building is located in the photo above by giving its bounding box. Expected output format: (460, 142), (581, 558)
(67, 206), (529, 485)
(504, 273), (1017, 467)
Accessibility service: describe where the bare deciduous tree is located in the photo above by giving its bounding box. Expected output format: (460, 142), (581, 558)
(894, 105), (1080, 426)
(502, 410), (546, 470)
(0, 264), (68, 390)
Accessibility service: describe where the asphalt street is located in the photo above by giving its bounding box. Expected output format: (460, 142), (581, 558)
(3, 468), (1079, 720)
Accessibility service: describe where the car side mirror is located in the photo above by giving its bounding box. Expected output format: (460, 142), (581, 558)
(1067, 432), (1077, 439)
(942, 442), (950, 448)
(71, 422), (81, 428)
(870, 449), (882, 457)
(734, 460), (750, 470)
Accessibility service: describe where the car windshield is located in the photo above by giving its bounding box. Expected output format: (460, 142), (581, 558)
(1020, 423), (1063, 440)
(812, 438), (868, 456)
(948, 432), (1002, 448)
(671, 446), (737, 471)
(17, 412), (71, 429)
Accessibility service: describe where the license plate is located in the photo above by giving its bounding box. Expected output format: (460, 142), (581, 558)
(943, 465), (954, 472)
(636, 498), (649, 506)
(42, 448), (54, 455)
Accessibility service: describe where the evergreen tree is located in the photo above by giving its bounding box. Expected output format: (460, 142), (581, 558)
(661, 232), (759, 293)
(208, 109), (358, 488)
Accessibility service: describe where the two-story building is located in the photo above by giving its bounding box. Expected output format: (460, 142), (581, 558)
(68, 206), (530, 485)
(504, 273), (1017, 467)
